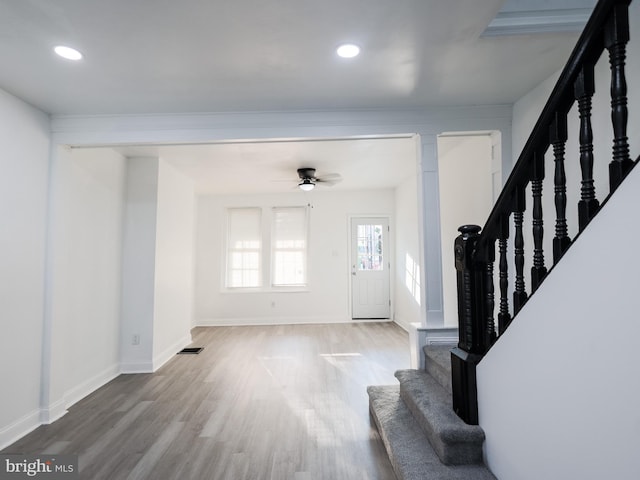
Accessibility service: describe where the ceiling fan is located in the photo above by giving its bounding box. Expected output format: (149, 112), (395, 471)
(297, 168), (341, 191)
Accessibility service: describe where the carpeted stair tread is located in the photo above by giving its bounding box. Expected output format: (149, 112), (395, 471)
(367, 385), (496, 480)
(424, 344), (455, 393)
(395, 370), (485, 465)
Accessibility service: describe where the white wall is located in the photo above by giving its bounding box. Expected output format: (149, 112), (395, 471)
(153, 159), (195, 367)
(0, 88), (50, 448)
(48, 147), (125, 408)
(120, 157), (159, 372)
(120, 157), (195, 372)
(194, 189), (395, 324)
(437, 135), (494, 327)
(478, 164), (640, 480)
(394, 175), (422, 331)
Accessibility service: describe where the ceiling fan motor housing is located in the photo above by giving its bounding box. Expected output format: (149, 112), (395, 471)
(297, 168), (316, 180)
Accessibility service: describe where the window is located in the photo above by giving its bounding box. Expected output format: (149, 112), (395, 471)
(226, 208), (262, 288)
(356, 224), (384, 271)
(225, 206), (308, 290)
(271, 207), (308, 287)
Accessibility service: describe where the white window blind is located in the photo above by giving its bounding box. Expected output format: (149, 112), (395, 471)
(226, 208), (262, 288)
(271, 207), (307, 287)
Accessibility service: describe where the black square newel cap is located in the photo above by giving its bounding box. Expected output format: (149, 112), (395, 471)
(177, 347), (204, 354)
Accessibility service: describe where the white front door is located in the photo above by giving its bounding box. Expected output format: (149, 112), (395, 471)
(351, 217), (390, 319)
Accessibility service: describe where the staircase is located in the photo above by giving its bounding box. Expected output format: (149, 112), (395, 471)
(368, 0), (638, 478)
(367, 345), (496, 480)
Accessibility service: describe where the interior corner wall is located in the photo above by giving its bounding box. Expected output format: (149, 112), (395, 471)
(0, 88), (50, 449)
(194, 189), (394, 325)
(120, 157), (195, 372)
(48, 147), (125, 409)
(152, 159), (195, 368)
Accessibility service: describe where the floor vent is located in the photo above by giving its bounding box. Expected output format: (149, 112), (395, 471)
(177, 347), (204, 354)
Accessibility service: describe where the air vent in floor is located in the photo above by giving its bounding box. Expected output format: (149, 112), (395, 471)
(177, 347), (204, 354)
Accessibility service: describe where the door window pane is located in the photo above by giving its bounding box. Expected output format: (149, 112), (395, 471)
(356, 224), (384, 271)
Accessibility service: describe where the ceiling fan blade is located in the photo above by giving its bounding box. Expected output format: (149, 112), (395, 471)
(315, 173), (342, 186)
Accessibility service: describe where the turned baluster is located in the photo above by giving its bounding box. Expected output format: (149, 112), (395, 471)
(605, 3), (633, 191)
(513, 187), (528, 314)
(531, 151), (547, 292)
(484, 241), (496, 348)
(575, 65), (599, 231)
(497, 215), (511, 334)
(550, 113), (571, 264)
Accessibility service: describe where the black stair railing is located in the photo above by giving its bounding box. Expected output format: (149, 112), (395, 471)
(452, 0), (637, 425)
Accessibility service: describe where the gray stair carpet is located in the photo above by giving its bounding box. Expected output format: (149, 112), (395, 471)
(424, 344), (455, 393)
(395, 369), (485, 465)
(368, 385), (496, 480)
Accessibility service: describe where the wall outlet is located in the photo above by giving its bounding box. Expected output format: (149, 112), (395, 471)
(132, 334), (140, 345)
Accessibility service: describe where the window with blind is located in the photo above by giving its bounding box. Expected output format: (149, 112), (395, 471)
(226, 208), (262, 288)
(271, 207), (308, 287)
(225, 206), (308, 290)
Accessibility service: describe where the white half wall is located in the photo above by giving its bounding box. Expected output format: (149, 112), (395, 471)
(194, 189), (395, 325)
(478, 162), (640, 480)
(0, 88), (50, 448)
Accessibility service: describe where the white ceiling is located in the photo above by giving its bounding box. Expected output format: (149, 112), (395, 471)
(0, 0), (591, 115)
(0, 0), (595, 194)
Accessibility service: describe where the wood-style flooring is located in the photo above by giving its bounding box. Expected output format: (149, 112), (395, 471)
(3, 322), (410, 479)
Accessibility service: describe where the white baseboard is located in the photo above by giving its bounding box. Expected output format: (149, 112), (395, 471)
(152, 333), (193, 371)
(423, 326), (458, 345)
(64, 363), (120, 409)
(39, 398), (67, 425)
(196, 316), (358, 326)
(393, 316), (417, 332)
(0, 408), (41, 451)
(120, 362), (154, 374)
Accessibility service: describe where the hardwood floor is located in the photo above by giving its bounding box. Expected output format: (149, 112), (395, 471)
(3, 322), (410, 479)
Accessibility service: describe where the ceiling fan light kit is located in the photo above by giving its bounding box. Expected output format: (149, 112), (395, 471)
(298, 179), (315, 191)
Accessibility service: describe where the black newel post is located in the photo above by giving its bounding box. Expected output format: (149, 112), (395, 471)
(451, 225), (485, 425)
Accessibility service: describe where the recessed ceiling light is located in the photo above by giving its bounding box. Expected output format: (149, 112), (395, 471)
(336, 44), (360, 58)
(54, 45), (83, 61)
